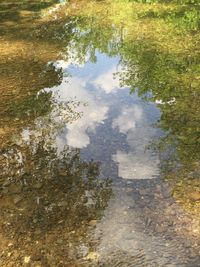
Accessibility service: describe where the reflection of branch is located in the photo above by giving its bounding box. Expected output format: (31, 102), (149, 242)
(21, 96), (84, 151)
(0, 136), (112, 261)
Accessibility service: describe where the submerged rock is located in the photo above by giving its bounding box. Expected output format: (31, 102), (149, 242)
(32, 182), (43, 189)
(13, 195), (23, 204)
(9, 183), (23, 194)
(189, 191), (200, 201)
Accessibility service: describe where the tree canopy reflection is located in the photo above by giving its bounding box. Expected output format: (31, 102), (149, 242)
(0, 102), (111, 264)
(58, 0), (200, 214)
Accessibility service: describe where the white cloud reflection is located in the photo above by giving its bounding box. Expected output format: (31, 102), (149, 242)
(54, 60), (124, 149)
(112, 106), (143, 133)
(55, 77), (108, 149)
(112, 105), (160, 179)
(93, 65), (126, 93)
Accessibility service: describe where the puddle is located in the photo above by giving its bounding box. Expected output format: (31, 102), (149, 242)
(0, 0), (200, 266)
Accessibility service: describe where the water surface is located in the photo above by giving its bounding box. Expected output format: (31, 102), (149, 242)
(1, 1), (200, 266)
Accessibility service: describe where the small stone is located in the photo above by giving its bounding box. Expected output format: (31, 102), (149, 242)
(56, 239), (64, 244)
(146, 218), (152, 227)
(57, 201), (68, 207)
(78, 244), (89, 258)
(85, 251), (99, 261)
(192, 229), (199, 234)
(3, 180), (11, 187)
(34, 229), (42, 235)
(139, 188), (149, 196)
(13, 195), (23, 204)
(2, 188), (9, 194)
(156, 185), (162, 191)
(26, 237), (32, 242)
(58, 171), (68, 177)
(31, 253), (42, 261)
(70, 231), (75, 235)
(156, 225), (165, 233)
(85, 198), (95, 206)
(88, 220), (97, 226)
(24, 256), (30, 264)
(9, 184), (22, 194)
(154, 192), (162, 199)
(189, 191), (200, 201)
(162, 188), (171, 198)
(0, 128), (6, 135)
(33, 183), (43, 189)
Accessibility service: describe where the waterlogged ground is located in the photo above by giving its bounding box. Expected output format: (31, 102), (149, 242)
(0, 0), (200, 266)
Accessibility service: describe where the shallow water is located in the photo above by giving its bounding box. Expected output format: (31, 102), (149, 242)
(0, 1), (200, 266)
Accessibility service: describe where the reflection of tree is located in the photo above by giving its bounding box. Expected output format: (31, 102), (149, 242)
(0, 0), (58, 24)
(0, 1), (74, 146)
(62, 2), (200, 171)
(1, 143), (111, 228)
(60, 15), (119, 65)
(0, 115), (111, 264)
(112, 13), (200, 213)
(60, 1), (200, 212)
(1, 63), (63, 119)
(118, 40), (200, 168)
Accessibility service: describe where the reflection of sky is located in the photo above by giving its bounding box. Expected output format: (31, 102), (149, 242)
(112, 106), (143, 133)
(46, 54), (161, 180)
(55, 76), (108, 148)
(112, 105), (160, 179)
(93, 65), (126, 93)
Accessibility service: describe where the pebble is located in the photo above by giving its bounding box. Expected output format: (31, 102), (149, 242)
(85, 198), (96, 206)
(89, 220), (97, 226)
(9, 184), (22, 194)
(7, 252), (12, 257)
(3, 180), (11, 187)
(139, 188), (149, 196)
(56, 239), (64, 244)
(2, 188), (9, 194)
(78, 244), (89, 258)
(189, 191), (200, 201)
(24, 256), (30, 264)
(156, 225), (165, 233)
(162, 188), (171, 198)
(34, 229), (42, 235)
(13, 195), (23, 204)
(33, 182), (43, 189)
(57, 201), (68, 207)
(146, 218), (152, 227)
(85, 251), (99, 261)
(31, 253), (42, 261)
